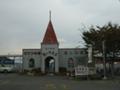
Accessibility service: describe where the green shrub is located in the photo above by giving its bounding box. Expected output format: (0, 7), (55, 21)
(75, 75), (88, 80)
(18, 69), (29, 75)
(30, 68), (42, 76)
(88, 74), (102, 80)
(59, 67), (67, 75)
(31, 68), (41, 73)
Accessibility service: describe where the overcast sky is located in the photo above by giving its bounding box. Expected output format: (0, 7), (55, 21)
(0, 0), (120, 55)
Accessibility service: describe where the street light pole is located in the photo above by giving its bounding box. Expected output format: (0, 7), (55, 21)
(102, 40), (107, 79)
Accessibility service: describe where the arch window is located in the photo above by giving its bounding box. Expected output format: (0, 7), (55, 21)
(29, 58), (35, 68)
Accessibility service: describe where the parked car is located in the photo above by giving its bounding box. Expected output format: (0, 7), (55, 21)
(0, 64), (15, 73)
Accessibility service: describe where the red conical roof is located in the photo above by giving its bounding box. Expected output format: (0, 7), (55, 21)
(42, 20), (58, 44)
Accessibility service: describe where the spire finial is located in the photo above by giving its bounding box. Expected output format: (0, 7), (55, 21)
(49, 10), (51, 20)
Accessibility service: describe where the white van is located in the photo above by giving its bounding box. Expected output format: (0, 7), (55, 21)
(0, 64), (14, 73)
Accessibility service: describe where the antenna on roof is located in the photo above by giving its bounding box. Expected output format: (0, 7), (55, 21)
(49, 10), (51, 21)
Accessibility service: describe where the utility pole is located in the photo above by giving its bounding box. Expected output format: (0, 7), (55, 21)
(102, 40), (107, 79)
(88, 44), (93, 63)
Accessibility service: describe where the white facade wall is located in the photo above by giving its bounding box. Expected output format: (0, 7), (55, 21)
(41, 44), (59, 73)
(23, 49), (41, 70)
(22, 48), (88, 72)
(58, 49), (88, 71)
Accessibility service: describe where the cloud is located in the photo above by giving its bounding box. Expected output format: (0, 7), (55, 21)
(0, 0), (120, 54)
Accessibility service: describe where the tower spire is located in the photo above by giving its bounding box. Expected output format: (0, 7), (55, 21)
(42, 11), (58, 44)
(49, 10), (51, 21)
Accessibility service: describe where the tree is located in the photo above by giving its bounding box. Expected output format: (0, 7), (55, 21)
(83, 23), (120, 51)
(82, 22), (120, 77)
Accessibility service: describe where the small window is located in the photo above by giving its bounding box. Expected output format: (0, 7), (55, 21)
(38, 52), (40, 55)
(52, 51), (54, 55)
(49, 51), (51, 54)
(80, 51), (83, 54)
(64, 51), (67, 55)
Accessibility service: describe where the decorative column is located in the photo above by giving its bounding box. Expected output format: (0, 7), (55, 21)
(41, 57), (45, 73)
(55, 56), (59, 73)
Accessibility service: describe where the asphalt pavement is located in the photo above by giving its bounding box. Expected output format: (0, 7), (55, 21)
(0, 73), (120, 90)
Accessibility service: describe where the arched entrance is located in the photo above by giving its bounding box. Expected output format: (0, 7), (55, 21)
(45, 56), (55, 73)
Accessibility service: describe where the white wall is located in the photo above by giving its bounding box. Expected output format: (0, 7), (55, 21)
(22, 48), (88, 72)
(22, 49), (41, 70)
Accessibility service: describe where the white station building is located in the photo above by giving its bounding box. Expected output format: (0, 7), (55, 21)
(22, 16), (88, 73)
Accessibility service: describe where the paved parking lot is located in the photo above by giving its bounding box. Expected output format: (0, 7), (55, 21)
(0, 73), (120, 90)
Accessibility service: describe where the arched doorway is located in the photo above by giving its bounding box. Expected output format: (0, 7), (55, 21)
(45, 56), (55, 73)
